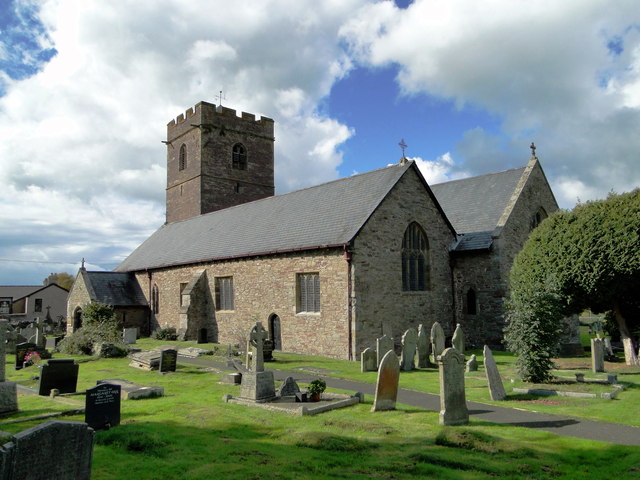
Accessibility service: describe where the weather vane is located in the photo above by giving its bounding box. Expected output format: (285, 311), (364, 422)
(215, 90), (227, 107)
(399, 139), (408, 158)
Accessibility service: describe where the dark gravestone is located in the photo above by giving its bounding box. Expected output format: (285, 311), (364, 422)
(38, 359), (79, 395)
(159, 348), (177, 373)
(85, 383), (121, 430)
(263, 339), (274, 362)
(15, 342), (36, 370)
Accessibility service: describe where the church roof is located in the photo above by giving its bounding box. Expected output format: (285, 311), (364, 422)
(81, 271), (147, 307)
(431, 166), (526, 234)
(116, 162), (418, 272)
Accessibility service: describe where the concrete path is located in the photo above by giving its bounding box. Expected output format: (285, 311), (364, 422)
(180, 355), (640, 446)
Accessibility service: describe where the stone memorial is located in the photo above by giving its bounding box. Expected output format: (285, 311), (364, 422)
(0, 319), (18, 414)
(451, 323), (465, 355)
(361, 347), (377, 372)
(14, 341), (36, 370)
(128, 350), (161, 370)
(591, 338), (605, 373)
(239, 322), (276, 402)
(123, 327), (137, 345)
(376, 334), (394, 368)
(416, 324), (430, 368)
(400, 328), (417, 371)
(35, 317), (46, 349)
(483, 345), (506, 401)
(98, 379), (164, 400)
(438, 347), (469, 426)
(430, 321), (446, 361)
(372, 350), (400, 412)
(20, 326), (37, 344)
(0, 420), (94, 480)
(159, 348), (178, 373)
(85, 383), (121, 430)
(465, 353), (478, 372)
(277, 376), (300, 397)
(38, 359), (79, 396)
(604, 337), (615, 360)
(263, 338), (274, 362)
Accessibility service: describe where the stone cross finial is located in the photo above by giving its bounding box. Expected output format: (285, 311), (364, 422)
(246, 322), (268, 372)
(530, 142), (536, 157)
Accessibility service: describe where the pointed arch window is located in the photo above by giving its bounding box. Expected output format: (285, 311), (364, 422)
(402, 222), (430, 291)
(152, 284), (159, 313)
(465, 288), (477, 315)
(179, 144), (187, 171)
(530, 206), (548, 231)
(232, 143), (247, 170)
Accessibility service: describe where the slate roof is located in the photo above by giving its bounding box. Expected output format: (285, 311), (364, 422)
(431, 166), (526, 234)
(431, 166), (526, 252)
(82, 271), (147, 307)
(0, 286), (43, 300)
(116, 162), (415, 272)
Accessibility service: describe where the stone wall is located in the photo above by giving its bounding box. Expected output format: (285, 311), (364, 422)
(136, 248), (350, 358)
(351, 165), (457, 358)
(66, 272), (91, 333)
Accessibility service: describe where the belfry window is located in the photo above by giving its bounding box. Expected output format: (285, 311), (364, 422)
(466, 288), (477, 315)
(232, 143), (247, 170)
(179, 144), (187, 171)
(402, 222), (430, 291)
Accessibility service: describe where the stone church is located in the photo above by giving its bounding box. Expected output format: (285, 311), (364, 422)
(67, 100), (575, 359)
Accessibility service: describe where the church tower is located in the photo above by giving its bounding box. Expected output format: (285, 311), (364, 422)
(165, 101), (275, 224)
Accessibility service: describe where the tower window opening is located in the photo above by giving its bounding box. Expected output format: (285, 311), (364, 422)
(179, 144), (187, 171)
(232, 143), (247, 170)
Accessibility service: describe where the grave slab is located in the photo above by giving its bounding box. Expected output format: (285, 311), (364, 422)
(97, 379), (164, 400)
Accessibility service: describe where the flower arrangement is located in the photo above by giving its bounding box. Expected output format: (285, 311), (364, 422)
(24, 351), (41, 367)
(307, 379), (326, 401)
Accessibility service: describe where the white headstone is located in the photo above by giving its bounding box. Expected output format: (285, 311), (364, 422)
(483, 345), (506, 401)
(400, 328), (417, 371)
(451, 323), (465, 355)
(438, 348), (468, 425)
(591, 338), (605, 373)
(371, 350), (400, 412)
(361, 347), (377, 372)
(430, 322), (446, 361)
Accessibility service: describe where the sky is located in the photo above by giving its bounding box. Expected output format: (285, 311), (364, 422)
(1, 0), (639, 285)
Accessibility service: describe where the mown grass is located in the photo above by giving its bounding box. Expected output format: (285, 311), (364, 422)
(2, 341), (640, 479)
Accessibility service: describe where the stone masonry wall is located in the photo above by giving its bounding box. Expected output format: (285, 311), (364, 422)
(66, 272), (91, 333)
(351, 165), (457, 358)
(135, 248), (350, 358)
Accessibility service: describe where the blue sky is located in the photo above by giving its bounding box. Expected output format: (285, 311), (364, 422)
(1, 0), (640, 286)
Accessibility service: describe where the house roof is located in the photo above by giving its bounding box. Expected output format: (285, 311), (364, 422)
(0, 284), (69, 301)
(116, 162), (417, 272)
(431, 166), (526, 252)
(82, 271), (147, 307)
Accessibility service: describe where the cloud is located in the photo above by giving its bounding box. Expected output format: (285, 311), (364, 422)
(341, 0), (640, 207)
(0, 0), (366, 282)
(413, 152), (470, 185)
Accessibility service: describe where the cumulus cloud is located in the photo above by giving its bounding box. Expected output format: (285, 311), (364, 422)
(341, 0), (640, 206)
(0, 0), (366, 283)
(413, 152), (470, 185)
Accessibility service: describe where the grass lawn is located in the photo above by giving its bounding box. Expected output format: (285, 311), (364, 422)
(2, 341), (640, 479)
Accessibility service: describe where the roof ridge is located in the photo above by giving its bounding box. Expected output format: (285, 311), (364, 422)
(432, 164), (527, 188)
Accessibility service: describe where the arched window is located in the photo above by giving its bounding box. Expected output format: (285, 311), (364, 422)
(402, 222), (430, 291)
(179, 144), (187, 171)
(232, 143), (247, 170)
(152, 284), (159, 314)
(530, 207), (548, 231)
(465, 288), (477, 315)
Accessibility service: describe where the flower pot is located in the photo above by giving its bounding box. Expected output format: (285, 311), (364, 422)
(310, 393), (321, 402)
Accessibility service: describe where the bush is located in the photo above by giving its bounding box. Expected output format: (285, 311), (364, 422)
(58, 302), (126, 355)
(153, 327), (177, 341)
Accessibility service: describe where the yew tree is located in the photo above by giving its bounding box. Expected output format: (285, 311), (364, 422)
(505, 189), (640, 380)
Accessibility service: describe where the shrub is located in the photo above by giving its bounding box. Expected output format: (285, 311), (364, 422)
(58, 302), (125, 355)
(153, 327), (177, 340)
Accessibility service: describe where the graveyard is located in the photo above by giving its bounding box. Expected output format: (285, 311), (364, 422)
(1, 331), (640, 479)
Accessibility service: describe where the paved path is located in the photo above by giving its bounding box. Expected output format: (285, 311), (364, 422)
(180, 355), (640, 446)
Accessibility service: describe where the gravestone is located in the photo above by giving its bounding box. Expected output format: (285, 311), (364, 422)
(438, 347), (469, 426)
(159, 348), (178, 373)
(400, 328), (417, 371)
(35, 317), (45, 349)
(0, 319), (18, 414)
(451, 323), (465, 355)
(361, 347), (377, 372)
(85, 383), (121, 430)
(38, 359), (79, 396)
(277, 376), (300, 397)
(376, 334), (394, 368)
(128, 350), (161, 370)
(0, 420), (94, 480)
(20, 326), (37, 344)
(483, 345), (506, 401)
(430, 322), (446, 361)
(465, 354), (478, 372)
(122, 328), (137, 345)
(15, 342), (36, 370)
(591, 338), (605, 373)
(263, 339), (274, 362)
(416, 324), (430, 368)
(604, 337), (615, 359)
(98, 379), (164, 400)
(371, 350), (400, 412)
(239, 322), (276, 402)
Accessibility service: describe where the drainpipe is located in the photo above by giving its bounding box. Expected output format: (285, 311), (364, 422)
(449, 255), (457, 333)
(344, 244), (353, 361)
(147, 270), (152, 336)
